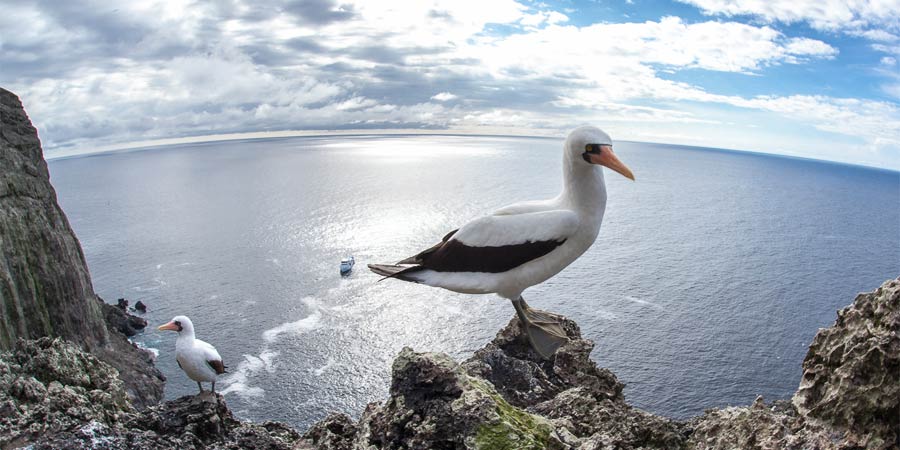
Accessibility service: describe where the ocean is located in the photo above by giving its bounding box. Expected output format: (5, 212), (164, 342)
(47, 134), (900, 429)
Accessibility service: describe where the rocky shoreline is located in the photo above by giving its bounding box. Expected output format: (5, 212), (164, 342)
(1, 86), (898, 449)
(1, 277), (898, 449)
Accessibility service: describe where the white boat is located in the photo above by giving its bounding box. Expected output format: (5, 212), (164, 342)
(340, 256), (355, 275)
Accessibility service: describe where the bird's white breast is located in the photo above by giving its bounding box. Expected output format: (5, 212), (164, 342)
(175, 338), (218, 383)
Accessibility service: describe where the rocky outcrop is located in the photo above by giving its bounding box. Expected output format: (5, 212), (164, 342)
(101, 298), (149, 338)
(794, 277), (899, 447)
(1, 278), (897, 449)
(0, 338), (133, 449)
(297, 278), (899, 450)
(684, 278), (900, 450)
(0, 337), (301, 450)
(0, 87), (164, 408)
(0, 88), (105, 351)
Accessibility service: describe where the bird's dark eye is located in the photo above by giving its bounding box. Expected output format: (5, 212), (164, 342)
(584, 144), (602, 154)
(174, 320), (183, 331)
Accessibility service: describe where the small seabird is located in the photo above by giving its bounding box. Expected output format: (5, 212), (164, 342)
(369, 126), (634, 358)
(158, 315), (226, 393)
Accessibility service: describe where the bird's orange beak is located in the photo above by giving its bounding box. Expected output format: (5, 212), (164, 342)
(158, 321), (179, 331)
(586, 146), (635, 181)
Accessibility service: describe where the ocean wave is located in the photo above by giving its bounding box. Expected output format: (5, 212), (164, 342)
(622, 295), (664, 310)
(133, 340), (160, 358)
(221, 297), (323, 401)
(220, 350), (279, 399)
(261, 297), (322, 343)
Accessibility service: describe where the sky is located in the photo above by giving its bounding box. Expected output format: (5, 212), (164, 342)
(2, 0), (899, 169)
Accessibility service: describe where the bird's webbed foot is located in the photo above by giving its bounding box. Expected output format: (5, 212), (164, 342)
(511, 297), (569, 359)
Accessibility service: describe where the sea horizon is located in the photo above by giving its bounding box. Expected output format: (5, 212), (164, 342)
(44, 130), (900, 175)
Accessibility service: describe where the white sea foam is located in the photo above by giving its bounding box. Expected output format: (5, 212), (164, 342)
(312, 358), (336, 376)
(261, 297), (322, 343)
(133, 340), (160, 358)
(133, 277), (168, 292)
(622, 295), (664, 310)
(221, 298), (323, 401)
(220, 350), (279, 399)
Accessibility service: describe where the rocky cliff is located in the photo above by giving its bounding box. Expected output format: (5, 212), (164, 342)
(0, 87), (164, 408)
(2, 278), (897, 450)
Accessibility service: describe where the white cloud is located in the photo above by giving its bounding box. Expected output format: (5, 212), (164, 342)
(431, 92), (458, 101)
(1, 0), (897, 168)
(676, 0), (900, 32)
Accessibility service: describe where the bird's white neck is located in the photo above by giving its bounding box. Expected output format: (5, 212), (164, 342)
(561, 153), (608, 221)
(175, 329), (196, 348)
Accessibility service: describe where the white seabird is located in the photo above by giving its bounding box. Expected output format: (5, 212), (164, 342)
(369, 126), (634, 358)
(158, 315), (227, 393)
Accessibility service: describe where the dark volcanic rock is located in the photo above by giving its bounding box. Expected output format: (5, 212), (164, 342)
(101, 297), (149, 337)
(0, 338), (301, 449)
(0, 87), (163, 409)
(300, 413), (360, 450)
(463, 316), (624, 408)
(465, 317), (683, 449)
(2, 278), (897, 449)
(0, 87), (106, 351)
(794, 277), (900, 448)
(116, 298), (129, 310)
(0, 338), (133, 449)
(686, 277), (900, 450)
(134, 300), (147, 313)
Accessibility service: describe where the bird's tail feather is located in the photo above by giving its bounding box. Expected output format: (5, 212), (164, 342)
(368, 263), (424, 282)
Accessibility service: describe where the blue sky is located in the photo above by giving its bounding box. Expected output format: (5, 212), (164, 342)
(2, 0), (899, 168)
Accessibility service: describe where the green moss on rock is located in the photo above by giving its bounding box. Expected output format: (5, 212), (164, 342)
(471, 378), (553, 450)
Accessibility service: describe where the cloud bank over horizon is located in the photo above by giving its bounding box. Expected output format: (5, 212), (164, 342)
(2, 0), (899, 168)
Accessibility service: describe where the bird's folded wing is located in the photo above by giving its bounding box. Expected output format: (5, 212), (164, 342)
(415, 210), (579, 273)
(195, 339), (226, 373)
(453, 210), (579, 247)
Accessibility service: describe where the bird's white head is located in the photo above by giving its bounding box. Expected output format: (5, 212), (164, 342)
(566, 126), (635, 181)
(158, 315), (194, 335)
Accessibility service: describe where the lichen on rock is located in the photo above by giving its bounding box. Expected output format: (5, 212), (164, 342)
(793, 277), (900, 448)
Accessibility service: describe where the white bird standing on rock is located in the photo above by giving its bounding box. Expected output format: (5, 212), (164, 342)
(369, 126), (635, 359)
(158, 315), (226, 394)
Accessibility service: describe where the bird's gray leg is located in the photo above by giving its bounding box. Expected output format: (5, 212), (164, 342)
(212, 382), (216, 394)
(511, 295), (569, 359)
(198, 382), (204, 393)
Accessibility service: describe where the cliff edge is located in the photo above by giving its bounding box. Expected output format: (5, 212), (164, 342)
(0, 88), (164, 408)
(2, 278), (897, 449)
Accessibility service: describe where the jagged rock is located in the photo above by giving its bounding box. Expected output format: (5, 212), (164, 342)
(683, 397), (843, 450)
(101, 297), (148, 337)
(465, 317), (683, 449)
(0, 338), (133, 449)
(462, 316), (623, 408)
(300, 413), (359, 450)
(0, 87), (164, 409)
(116, 298), (129, 311)
(794, 277), (900, 448)
(359, 347), (562, 450)
(0, 338), (301, 449)
(2, 278), (898, 449)
(0, 87), (106, 352)
(134, 301), (148, 313)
